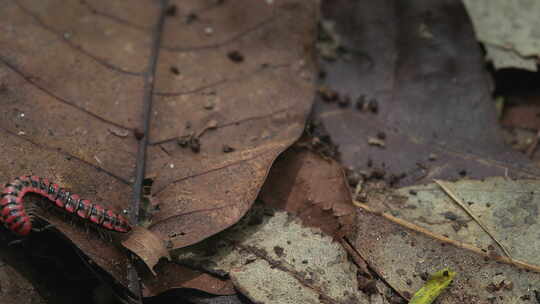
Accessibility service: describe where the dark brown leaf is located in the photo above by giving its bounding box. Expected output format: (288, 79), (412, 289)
(314, 0), (540, 187)
(142, 263), (235, 297)
(260, 148), (355, 237)
(147, 0), (318, 250)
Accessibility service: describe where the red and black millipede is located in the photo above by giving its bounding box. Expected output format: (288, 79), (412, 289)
(0, 176), (131, 236)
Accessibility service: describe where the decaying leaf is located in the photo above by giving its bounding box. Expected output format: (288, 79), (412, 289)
(462, 0), (540, 71)
(141, 263), (235, 297)
(351, 177), (540, 302)
(409, 268), (456, 304)
(385, 178), (540, 270)
(122, 226), (171, 275)
(260, 148), (355, 238)
(173, 203), (370, 304)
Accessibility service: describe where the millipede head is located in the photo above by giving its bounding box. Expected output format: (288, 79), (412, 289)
(114, 215), (131, 233)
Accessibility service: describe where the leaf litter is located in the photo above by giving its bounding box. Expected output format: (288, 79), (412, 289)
(4, 0), (540, 303)
(259, 147), (355, 238)
(309, 1), (540, 303)
(173, 202), (370, 304)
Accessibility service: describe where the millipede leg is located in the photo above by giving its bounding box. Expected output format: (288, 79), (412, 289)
(8, 238), (25, 246)
(31, 223), (55, 233)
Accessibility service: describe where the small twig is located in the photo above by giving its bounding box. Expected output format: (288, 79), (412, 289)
(352, 200), (540, 273)
(433, 179), (513, 262)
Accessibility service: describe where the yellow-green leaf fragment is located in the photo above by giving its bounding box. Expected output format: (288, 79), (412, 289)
(409, 268), (456, 304)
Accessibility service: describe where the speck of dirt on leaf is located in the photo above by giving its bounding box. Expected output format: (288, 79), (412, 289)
(520, 294), (531, 301)
(338, 94), (350, 107)
(185, 13), (198, 24)
(346, 168), (361, 187)
(165, 4), (177, 16)
(370, 168), (385, 179)
(177, 133), (194, 147)
(273, 246), (285, 257)
(356, 95), (367, 111)
(368, 98), (379, 113)
(318, 86), (339, 102)
(170, 66), (180, 75)
(134, 128), (144, 140)
(190, 137), (201, 153)
(227, 50), (244, 63)
(388, 173), (406, 186)
(442, 211), (458, 221)
(222, 144), (235, 153)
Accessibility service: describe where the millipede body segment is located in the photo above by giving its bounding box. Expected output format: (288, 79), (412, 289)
(0, 176), (131, 236)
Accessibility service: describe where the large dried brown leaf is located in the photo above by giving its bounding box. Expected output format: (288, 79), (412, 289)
(148, 0), (318, 250)
(0, 0), (317, 292)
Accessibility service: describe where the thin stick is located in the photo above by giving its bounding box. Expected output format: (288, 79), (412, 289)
(433, 179), (513, 261)
(353, 200), (540, 273)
